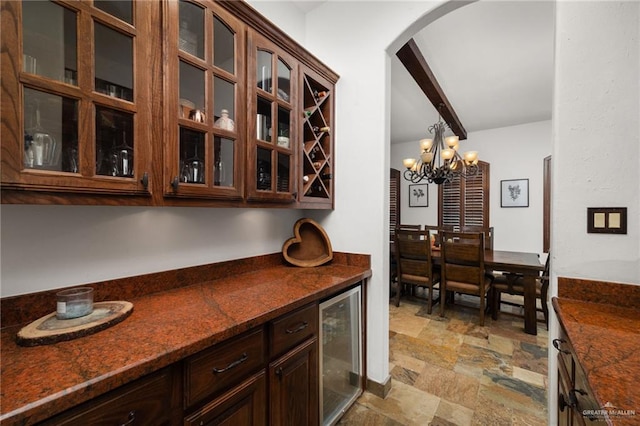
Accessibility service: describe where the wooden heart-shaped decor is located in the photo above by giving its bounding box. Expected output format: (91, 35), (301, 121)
(282, 218), (333, 267)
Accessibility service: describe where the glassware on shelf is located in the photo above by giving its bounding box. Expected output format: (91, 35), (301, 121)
(188, 108), (206, 123)
(214, 158), (225, 185)
(181, 146), (204, 184)
(111, 130), (134, 177)
(24, 101), (58, 169)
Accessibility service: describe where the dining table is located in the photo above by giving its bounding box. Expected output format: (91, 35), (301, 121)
(392, 242), (545, 335)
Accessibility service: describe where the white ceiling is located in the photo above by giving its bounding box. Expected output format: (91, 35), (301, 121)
(391, 1), (555, 144)
(288, 0), (555, 145)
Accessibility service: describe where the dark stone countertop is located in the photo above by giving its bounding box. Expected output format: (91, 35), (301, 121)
(553, 277), (640, 426)
(0, 252), (371, 425)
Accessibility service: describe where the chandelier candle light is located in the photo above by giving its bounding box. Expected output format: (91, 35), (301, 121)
(403, 105), (479, 185)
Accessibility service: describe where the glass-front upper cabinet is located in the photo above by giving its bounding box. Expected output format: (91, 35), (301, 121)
(0, 0), (153, 198)
(163, 0), (244, 200)
(247, 29), (297, 203)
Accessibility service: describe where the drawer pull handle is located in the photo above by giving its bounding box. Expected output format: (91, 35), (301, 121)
(286, 321), (309, 334)
(212, 352), (248, 374)
(275, 367), (283, 376)
(120, 411), (136, 426)
(552, 338), (570, 354)
(559, 393), (569, 412)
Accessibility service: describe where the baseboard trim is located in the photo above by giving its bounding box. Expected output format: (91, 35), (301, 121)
(366, 374), (392, 399)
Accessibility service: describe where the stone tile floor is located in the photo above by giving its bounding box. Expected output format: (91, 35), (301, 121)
(338, 292), (549, 425)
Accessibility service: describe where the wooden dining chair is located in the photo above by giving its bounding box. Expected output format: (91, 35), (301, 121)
(460, 225), (494, 250)
(390, 225), (422, 287)
(394, 229), (440, 313)
(440, 231), (493, 325)
(491, 253), (550, 329)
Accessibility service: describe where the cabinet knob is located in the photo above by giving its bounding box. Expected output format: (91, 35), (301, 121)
(552, 338), (570, 354)
(171, 176), (179, 192)
(275, 367), (283, 377)
(140, 172), (149, 190)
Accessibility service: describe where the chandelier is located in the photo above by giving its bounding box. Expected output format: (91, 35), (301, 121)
(402, 104), (479, 185)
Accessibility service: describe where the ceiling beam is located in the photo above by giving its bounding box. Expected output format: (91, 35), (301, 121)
(396, 38), (467, 140)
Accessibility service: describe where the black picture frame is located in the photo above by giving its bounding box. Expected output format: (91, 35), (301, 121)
(409, 184), (428, 207)
(501, 178), (529, 208)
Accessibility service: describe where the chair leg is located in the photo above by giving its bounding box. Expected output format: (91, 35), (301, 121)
(491, 288), (500, 321)
(394, 280), (401, 307)
(439, 285), (446, 318)
(541, 287), (549, 330)
(479, 293), (485, 326)
(427, 285), (433, 315)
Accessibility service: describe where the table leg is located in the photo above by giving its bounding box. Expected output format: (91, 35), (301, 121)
(523, 273), (537, 335)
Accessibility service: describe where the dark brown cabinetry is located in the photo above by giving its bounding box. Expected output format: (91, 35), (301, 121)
(269, 337), (319, 426)
(35, 303), (320, 426)
(268, 303), (319, 425)
(299, 65), (334, 209)
(1, 0), (338, 208)
(184, 303), (319, 426)
(38, 366), (181, 426)
(246, 28), (298, 203)
(184, 371), (267, 426)
(554, 326), (600, 426)
(1, 0), (155, 201)
(163, 0), (245, 201)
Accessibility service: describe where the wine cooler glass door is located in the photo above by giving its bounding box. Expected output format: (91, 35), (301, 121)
(319, 285), (362, 426)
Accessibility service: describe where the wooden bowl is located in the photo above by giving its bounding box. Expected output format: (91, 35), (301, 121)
(282, 218), (333, 267)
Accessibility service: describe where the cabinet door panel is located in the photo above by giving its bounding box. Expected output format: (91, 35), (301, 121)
(1, 0), (154, 197)
(269, 338), (318, 426)
(246, 29), (297, 203)
(164, 1), (245, 200)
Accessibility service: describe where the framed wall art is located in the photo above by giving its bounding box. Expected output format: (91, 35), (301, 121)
(501, 178), (529, 208)
(409, 184), (428, 207)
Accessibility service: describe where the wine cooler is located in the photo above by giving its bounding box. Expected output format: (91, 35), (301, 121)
(319, 284), (363, 425)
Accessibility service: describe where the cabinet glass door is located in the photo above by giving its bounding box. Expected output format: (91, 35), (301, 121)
(165, 1), (244, 199)
(247, 30), (297, 202)
(1, 0), (153, 196)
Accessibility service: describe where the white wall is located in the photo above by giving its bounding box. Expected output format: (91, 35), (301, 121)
(548, 2), (639, 424)
(552, 1), (639, 285)
(391, 120), (552, 253)
(0, 205), (301, 295)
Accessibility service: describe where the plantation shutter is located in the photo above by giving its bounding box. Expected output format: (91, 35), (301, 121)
(390, 168), (400, 241)
(441, 174), (462, 228)
(439, 161), (490, 228)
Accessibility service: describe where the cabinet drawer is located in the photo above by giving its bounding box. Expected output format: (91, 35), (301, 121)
(184, 370), (267, 426)
(185, 327), (265, 408)
(39, 367), (176, 425)
(269, 303), (318, 357)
